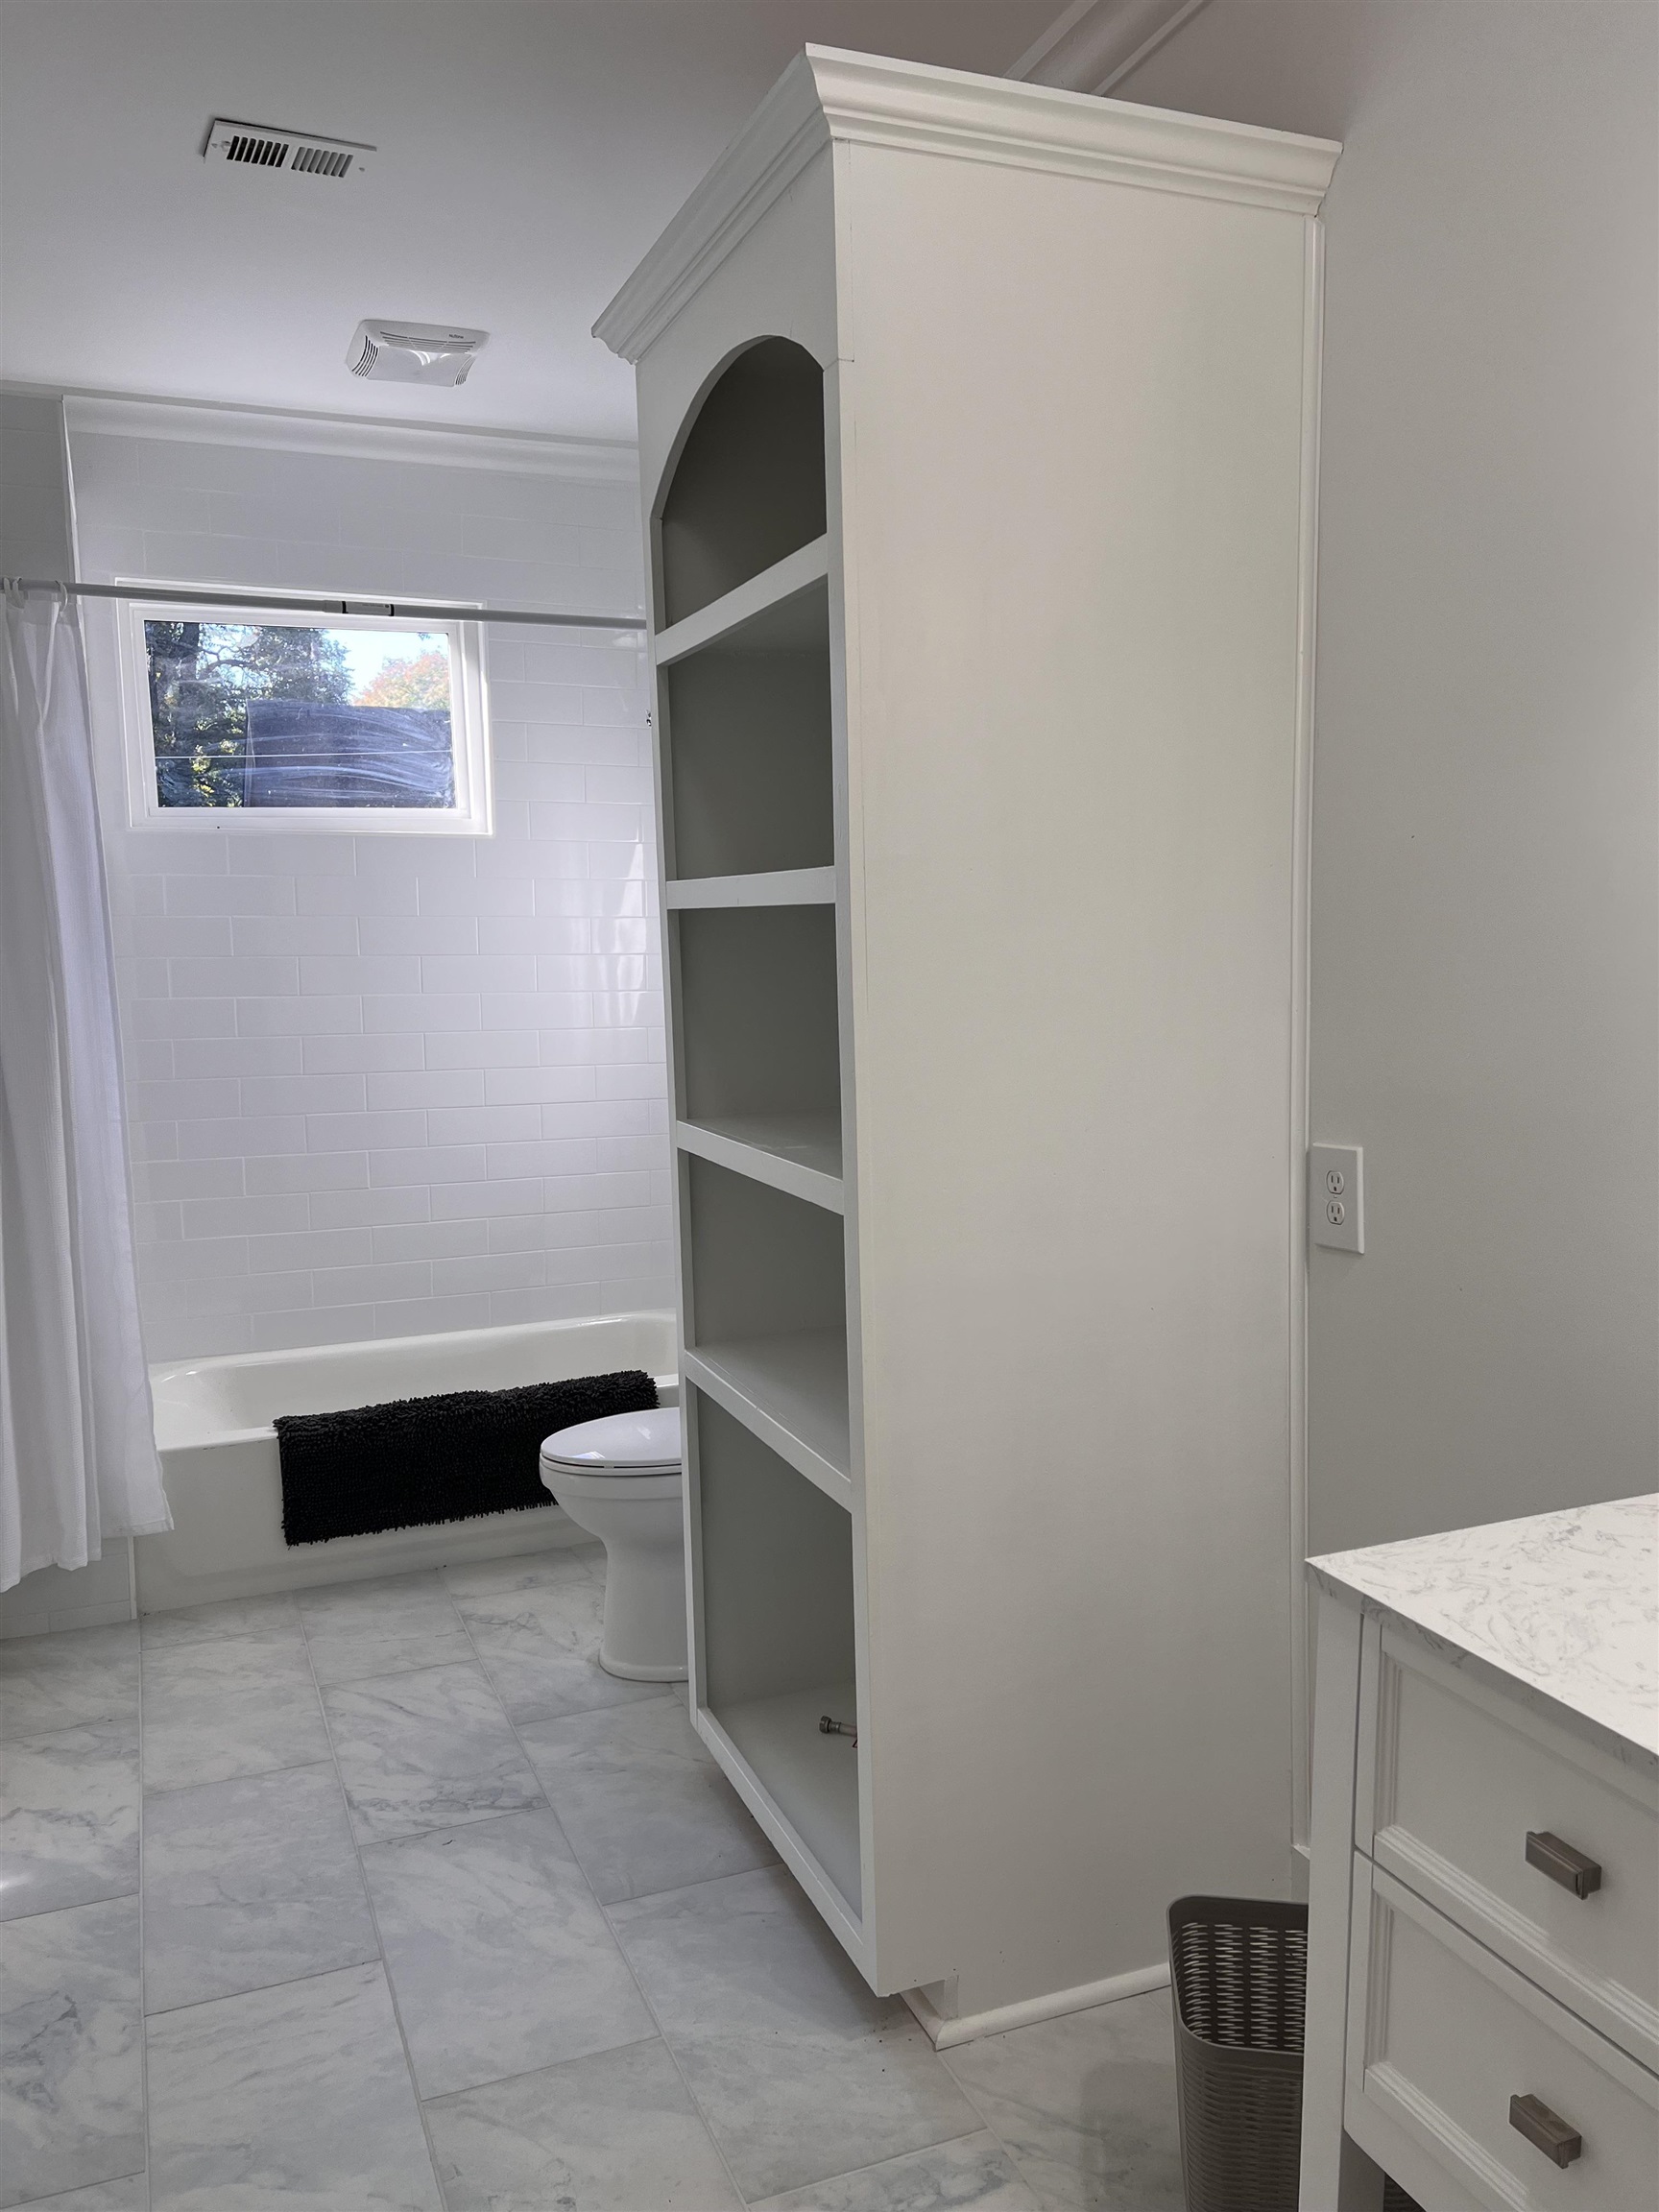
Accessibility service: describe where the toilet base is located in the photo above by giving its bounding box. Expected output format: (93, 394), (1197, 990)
(595, 1523), (689, 1681)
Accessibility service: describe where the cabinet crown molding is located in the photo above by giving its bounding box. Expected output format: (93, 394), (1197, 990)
(593, 43), (1340, 363)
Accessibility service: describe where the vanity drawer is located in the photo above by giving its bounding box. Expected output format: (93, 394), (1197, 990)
(1364, 1623), (1659, 2067)
(1347, 1861), (1659, 2212)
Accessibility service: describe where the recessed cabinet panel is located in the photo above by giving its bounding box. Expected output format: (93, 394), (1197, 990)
(676, 903), (840, 1175)
(661, 586), (833, 879)
(1350, 1865), (1659, 2212)
(658, 338), (827, 626)
(695, 1389), (860, 1911)
(1370, 1629), (1659, 2062)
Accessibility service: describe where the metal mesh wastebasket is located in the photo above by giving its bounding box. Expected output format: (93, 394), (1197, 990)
(1167, 1895), (1309, 2212)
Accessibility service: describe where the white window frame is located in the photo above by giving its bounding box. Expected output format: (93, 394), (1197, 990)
(114, 590), (492, 834)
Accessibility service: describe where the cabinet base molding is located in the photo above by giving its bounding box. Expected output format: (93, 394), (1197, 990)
(902, 1961), (1170, 2051)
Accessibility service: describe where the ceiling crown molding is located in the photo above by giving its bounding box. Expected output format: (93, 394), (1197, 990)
(1009, 0), (1214, 95)
(594, 42), (1338, 364)
(57, 390), (638, 483)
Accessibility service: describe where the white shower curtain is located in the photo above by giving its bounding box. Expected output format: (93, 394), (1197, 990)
(0, 587), (170, 1590)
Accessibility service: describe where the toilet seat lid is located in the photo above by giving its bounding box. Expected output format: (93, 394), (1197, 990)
(540, 1405), (681, 1473)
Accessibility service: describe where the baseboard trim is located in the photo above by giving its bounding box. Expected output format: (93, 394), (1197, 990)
(902, 1960), (1170, 2050)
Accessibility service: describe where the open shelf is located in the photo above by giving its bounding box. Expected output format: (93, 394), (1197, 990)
(657, 565), (831, 880)
(683, 1331), (849, 1500)
(657, 337), (827, 629)
(694, 1389), (860, 1915)
(657, 336), (858, 1947)
(676, 1114), (841, 1210)
(654, 539), (828, 667)
(682, 1153), (849, 1499)
(715, 1685), (860, 1910)
(674, 902), (840, 1208)
(665, 868), (835, 910)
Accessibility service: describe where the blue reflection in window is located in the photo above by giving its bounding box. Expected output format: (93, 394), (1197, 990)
(145, 620), (456, 809)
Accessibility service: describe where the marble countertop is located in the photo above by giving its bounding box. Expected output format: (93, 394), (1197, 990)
(1310, 1493), (1658, 1766)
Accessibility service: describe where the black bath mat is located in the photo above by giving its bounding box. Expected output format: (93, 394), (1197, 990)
(276, 1369), (659, 1546)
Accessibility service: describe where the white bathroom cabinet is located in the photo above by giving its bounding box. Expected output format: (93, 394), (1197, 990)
(1299, 1502), (1657, 2210)
(596, 47), (1340, 2024)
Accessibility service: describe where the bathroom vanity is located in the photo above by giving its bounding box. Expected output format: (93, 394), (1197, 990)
(1300, 1495), (1658, 2211)
(596, 47), (1340, 2029)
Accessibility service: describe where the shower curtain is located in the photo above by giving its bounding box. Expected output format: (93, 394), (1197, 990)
(0, 587), (170, 1591)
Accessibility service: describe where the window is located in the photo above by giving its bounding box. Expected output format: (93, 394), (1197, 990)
(116, 598), (490, 832)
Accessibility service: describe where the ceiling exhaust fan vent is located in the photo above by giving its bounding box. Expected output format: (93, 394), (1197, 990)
(347, 321), (490, 387)
(204, 118), (373, 180)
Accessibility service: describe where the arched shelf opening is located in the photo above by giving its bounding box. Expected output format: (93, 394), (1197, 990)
(657, 338), (827, 628)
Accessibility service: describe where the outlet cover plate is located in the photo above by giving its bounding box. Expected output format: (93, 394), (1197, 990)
(1310, 1144), (1363, 1253)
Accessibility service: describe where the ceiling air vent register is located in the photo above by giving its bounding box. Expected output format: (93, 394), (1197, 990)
(203, 118), (374, 180)
(347, 322), (491, 387)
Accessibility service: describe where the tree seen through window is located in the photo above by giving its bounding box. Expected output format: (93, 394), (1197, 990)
(145, 620), (457, 808)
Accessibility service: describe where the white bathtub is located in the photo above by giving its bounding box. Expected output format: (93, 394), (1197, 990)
(138, 1311), (678, 1613)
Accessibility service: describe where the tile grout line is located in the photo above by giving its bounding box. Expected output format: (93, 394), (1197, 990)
(745, 2124), (1011, 2209)
(937, 2000), (1186, 2209)
(573, 1798), (752, 2210)
(443, 1554), (754, 2210)
(137, 1607), (382, 2200)
(140, 1745), (336, 1805)
(585, 1859), (1007, 2212)
(0, 1882), (143, 1929)
(24, 1580), (1150, 2206)
(136, 1622), (154, 2206)
(130, 1561), (989, 2210)
(932, 2045), (1046, 2205)
(123, 1575), (695, 2205)
(481, 1563), (1000, 2207)
(294, 1586), (454, 2209)
(1, 1658), (147, 2197)
(447, 1553), (998, 2208)
(138, 1950), (389, 2023)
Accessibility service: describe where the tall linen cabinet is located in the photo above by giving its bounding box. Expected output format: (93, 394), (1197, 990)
(596, 48), (1340, 2024)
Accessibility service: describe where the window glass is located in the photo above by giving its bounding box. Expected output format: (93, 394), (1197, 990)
(143, 619), (457, 809)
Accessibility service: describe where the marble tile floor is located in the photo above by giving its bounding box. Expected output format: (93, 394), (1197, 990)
(1, 1544), (1185, 2210)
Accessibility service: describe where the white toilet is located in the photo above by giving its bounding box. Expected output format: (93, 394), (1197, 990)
(539, 1402), (686, 1681)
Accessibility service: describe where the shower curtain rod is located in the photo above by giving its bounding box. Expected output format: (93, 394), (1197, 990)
(6, 578), (647, 632)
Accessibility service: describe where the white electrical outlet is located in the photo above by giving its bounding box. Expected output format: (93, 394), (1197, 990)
(1310, 1144), (1363, 1253)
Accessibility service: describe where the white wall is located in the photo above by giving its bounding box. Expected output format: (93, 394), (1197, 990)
(1119, 0), (1658, 1552)
(69, 406), (674, 1361)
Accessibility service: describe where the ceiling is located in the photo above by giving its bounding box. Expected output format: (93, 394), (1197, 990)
(0, 0), (1067, 445)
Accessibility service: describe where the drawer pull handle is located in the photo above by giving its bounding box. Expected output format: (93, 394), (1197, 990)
(1525, 1830), (1602, 1898)
(1510, 2094), (1582, 2168)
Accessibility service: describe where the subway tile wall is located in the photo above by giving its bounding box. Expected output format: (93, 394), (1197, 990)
(70, 420), (674, 1362)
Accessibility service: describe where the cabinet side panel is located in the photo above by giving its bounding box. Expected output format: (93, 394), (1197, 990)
(840, 144), (1310, 2005)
